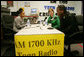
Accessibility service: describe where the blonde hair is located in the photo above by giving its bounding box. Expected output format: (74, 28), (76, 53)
(48, 8), (54, 13)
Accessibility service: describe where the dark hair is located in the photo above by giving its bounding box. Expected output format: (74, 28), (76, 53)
(17, 8), (23, 15)
(57, 5), (66, 14)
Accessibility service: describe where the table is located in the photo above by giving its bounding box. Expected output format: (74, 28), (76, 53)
(14, 24), (65, 56)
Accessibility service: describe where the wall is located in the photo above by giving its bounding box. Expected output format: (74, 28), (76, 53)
(1, 1), (83, 20)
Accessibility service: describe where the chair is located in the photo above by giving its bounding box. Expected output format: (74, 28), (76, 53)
(1, 7), (16, 56)
(1, 15), (16, 40)
(1, 15), (16, 56)
(76, 15), (83, 31)
(64, 15), (83, 56)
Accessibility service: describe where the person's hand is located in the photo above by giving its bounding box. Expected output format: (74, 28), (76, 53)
(50, 18), (54, 21)
(49, 18), (54, 23)
(49, 20), (52, 23)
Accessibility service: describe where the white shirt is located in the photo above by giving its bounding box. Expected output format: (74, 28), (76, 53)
(13, 16), (26, 32)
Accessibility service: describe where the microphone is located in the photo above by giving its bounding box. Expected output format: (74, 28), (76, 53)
(55, 13), (57, 15)
(44, 17), (47, 21)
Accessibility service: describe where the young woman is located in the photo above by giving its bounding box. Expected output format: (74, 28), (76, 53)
(13, 8), (26, 32)
(47, 8), (60, 29)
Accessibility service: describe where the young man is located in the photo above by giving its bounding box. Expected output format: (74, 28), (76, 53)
(57, 5), (78, 35)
